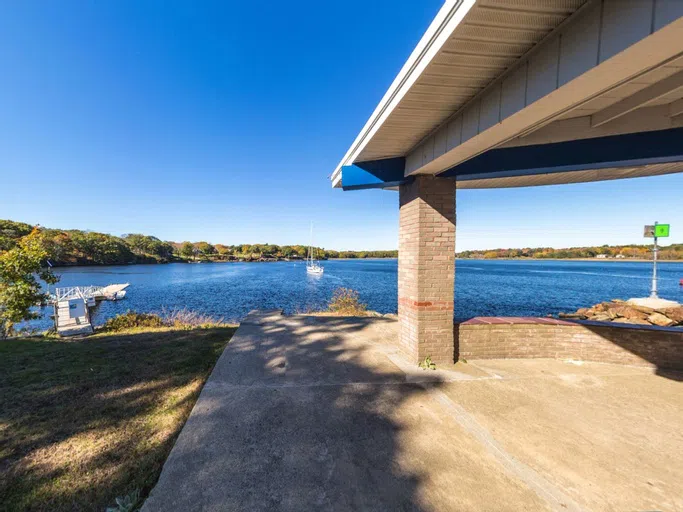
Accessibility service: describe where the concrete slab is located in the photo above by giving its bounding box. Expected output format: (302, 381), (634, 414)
(627, 297), (680, 309)
(143, 313), (683, 512)
(447, 359), (683, 512)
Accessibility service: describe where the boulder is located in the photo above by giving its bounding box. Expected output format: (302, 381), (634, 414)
(558, 313), (587, 319)
(646, 312), (675, 327)
(612, 317), (651, 325)
(606, 305), (649, 321)
(562, 300), (682, 328)
(607, 309), (620, 319)
(630, 305), (655, 315)
(658, 307), (683, 324)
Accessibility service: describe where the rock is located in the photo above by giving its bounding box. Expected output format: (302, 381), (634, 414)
(559, 313), (586, 319)
(612, 317), (650, 325)
(658, 307), (683, 324)
(607, 305), (649, 321)
(564, 300), (682, 328)
(646, 312), (675, 327)
(630, 305), (655, 315)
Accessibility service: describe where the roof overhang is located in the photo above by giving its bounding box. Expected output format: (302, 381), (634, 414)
(332, 0), (683, 190)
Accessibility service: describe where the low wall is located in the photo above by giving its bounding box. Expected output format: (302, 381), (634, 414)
(455, 317), (683, 370)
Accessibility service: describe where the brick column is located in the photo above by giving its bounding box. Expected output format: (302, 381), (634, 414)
(398, 175), (456, 365)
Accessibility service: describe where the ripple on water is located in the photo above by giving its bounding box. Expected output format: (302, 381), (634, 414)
(28, 259), (683, 330)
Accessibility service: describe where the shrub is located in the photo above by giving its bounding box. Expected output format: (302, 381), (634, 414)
(419, 355), (436, 370)
(102, 311), (165, 331)
(327, 288), (367, 316)
(161, 308), (224, 329)
(106, 490), (140, 512)
(100, 309), (226, 333)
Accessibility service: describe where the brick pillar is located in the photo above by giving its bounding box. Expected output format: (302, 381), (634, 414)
(398, 175), (456, 365)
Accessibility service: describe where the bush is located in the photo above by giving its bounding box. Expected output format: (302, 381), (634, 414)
(162, 308), (224, 329)
(327, 288), (367, 316)
(101, 309), (227, 333)
(102, 311), (165, 331)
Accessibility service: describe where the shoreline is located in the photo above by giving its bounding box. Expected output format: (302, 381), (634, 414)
(457, 257), (683, 263)
(45, 257), (683, 268)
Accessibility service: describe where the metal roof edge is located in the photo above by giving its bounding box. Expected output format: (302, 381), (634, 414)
(330, 0), (475, 187)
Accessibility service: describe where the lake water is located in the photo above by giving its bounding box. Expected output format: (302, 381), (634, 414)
(34, 259), (683, 330)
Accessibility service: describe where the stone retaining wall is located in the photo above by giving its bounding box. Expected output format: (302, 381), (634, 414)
(454, 317), (683, 370)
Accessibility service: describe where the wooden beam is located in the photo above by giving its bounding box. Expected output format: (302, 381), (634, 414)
(591, 69), (683, 128)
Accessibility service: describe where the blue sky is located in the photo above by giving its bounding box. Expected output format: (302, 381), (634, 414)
(0, 0), (681, 251)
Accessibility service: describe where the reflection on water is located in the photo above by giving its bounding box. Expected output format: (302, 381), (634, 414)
(31, 259), (683, 330)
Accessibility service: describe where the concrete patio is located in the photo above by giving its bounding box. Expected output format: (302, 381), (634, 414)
(142, 311), (683, 511)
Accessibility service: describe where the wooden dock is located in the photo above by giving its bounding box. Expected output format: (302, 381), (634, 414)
(55, 300), (94, 336)
(53, 284), (129, 336)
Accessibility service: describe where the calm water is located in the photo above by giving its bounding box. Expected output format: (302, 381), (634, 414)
(33, 259), (683, 330)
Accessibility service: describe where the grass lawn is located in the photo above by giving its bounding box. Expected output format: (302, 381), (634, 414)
(0, 325), (236, 512)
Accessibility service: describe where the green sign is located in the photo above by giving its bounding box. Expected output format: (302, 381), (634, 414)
(655, 224), (670, 237)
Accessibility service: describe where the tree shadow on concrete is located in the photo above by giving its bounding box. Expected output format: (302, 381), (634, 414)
(143, 314), (445, 511)
(0, 326), (236, 512)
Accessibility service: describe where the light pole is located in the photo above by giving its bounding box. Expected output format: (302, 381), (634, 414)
(650, 221), (659, 299)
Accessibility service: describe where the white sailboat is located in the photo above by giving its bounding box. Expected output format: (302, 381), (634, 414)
(306, 224), (324, 275)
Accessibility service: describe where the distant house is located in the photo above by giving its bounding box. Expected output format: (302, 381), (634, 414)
(615, 254), (626, 259)
(596, 254), (608, 259)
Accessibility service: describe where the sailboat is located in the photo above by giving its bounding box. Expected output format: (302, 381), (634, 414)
(306, 224), (324, 275)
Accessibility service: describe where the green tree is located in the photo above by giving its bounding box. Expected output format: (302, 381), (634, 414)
(180, 241), (195, 260)
(215, 244), (232, 257)
(195, 241), (216, 257)
(0, 219), (33, 251)
(0, 229), (59, 337)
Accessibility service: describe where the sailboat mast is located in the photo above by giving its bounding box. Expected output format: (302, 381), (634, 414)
(309, 222), (315, 263)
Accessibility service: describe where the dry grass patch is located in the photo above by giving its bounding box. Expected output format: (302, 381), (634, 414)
(0, 325), (236, 512)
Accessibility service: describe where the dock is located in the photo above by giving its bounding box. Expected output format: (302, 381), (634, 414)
(53, 284), (129, 336)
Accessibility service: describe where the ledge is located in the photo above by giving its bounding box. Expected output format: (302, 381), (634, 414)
(455, 316), (683, 334)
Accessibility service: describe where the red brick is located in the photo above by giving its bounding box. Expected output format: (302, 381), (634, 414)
(398, 176), (457, 365)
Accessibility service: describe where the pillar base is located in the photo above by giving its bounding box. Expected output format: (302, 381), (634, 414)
(398, 176), (456, 365)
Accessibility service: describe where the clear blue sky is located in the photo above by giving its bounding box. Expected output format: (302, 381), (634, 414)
(1, 0), (681, 251)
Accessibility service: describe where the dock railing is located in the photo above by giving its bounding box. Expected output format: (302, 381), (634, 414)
(54, 286), (105, 302)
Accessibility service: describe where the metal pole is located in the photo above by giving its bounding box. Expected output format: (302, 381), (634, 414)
(650, 221), (659, 299)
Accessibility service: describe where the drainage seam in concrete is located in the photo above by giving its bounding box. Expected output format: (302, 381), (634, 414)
(426, 386), (587, 512)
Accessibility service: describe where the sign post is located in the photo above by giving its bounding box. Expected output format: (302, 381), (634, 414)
(644, 222), (670, 299)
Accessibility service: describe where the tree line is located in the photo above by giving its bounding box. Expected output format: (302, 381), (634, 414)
(0, 219), (397, 266)
(457, 244), (683, 260)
